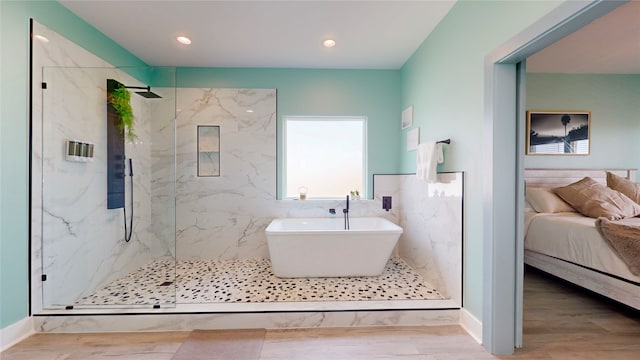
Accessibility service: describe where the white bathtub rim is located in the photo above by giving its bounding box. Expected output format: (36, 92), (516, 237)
(265, 217), (403, 235)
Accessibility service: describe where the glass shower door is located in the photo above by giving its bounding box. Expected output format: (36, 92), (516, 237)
(39, 66), (176, 309)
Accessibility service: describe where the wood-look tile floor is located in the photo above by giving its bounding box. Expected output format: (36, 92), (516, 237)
(499, 267), (640, 360)
(3, 267), (639, 359)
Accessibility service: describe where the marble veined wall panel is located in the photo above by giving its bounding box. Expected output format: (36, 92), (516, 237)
(31, 22), (114, 311)
(175, 88), (277, 260)
(32, 22), (159, 308)
(150, 87), (177, 259)
(398, 173), (463, 305)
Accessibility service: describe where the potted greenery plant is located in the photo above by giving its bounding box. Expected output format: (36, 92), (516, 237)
(108, 85), (136, 142)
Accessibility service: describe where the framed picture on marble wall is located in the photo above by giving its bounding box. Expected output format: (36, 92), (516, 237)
(197, 125), (220, 176)
(526, 110), (591, 155)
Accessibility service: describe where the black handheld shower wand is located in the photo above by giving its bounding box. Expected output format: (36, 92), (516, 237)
(343, 195), (350, 230)
(124, 158), (134, 242)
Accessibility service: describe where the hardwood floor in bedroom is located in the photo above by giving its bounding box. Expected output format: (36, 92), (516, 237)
(504, 266), (640, 359)
(2, 267), (639, 359)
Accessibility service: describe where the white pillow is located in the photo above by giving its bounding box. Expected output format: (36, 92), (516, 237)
(525, 187), (576, 213)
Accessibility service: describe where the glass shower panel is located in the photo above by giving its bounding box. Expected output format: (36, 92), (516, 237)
(40, 66), (176, 309)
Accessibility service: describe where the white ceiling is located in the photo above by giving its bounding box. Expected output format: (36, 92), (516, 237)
(59, 0), (456, 69)
(527, 0), (640, 74)
(58, 0), (640, 73)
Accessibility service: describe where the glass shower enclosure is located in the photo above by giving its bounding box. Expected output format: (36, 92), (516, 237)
(35, 66), (177, 309)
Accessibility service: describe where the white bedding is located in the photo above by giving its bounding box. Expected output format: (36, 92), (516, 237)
(524, 210), (640, 284)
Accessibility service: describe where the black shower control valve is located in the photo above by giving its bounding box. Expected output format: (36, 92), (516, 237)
(329, 208), (336, 215)
(382, 196), (392, 212)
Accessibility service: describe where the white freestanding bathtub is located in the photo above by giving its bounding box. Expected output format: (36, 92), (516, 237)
(265, 217), (403, 278)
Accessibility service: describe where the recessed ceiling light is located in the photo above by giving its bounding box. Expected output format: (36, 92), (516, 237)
(177, 36), (192, 45)
(246, 109), (254, 113)
(323, 39), (336, 48)
(34, 34), (50, 43)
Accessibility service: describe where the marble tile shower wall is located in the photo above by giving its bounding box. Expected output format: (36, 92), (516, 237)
(370, 174), (462, 303)
(172, 88), (399, 260)
(32, 22), (159, 308)
(398, 173), (463, 305)
(150, 87), (178, 259)
(174, 88), (277, 260)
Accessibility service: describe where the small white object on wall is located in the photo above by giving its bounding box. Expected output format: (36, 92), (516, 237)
(65, 140), (94, 162)
(401, 105), (413, 129)
(407, 128), (420, 151)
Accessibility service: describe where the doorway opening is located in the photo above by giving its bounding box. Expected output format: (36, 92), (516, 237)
(483, 0), (628, 355)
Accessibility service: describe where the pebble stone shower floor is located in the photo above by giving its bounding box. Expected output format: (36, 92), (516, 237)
(75, 258), (444, 306)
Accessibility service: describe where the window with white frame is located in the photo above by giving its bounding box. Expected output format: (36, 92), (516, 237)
(285, 116), (366, 199)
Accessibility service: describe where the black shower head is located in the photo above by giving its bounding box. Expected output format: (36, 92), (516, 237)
(135, 90), (162, 99)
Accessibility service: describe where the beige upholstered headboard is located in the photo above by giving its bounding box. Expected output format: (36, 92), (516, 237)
(525, 168), (637, 188)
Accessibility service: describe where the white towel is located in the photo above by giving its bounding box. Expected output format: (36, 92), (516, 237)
(416, 142), (443, 183)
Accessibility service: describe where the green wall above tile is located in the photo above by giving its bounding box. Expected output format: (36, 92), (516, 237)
(526, 73), (640, 171)
(399, 0), (563, 321)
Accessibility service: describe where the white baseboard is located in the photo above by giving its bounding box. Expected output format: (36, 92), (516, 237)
(1, 317), (34, 352)
(459, 308), (482, 344)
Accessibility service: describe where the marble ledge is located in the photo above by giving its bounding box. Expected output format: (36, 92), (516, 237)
(34, 308), (461, 333)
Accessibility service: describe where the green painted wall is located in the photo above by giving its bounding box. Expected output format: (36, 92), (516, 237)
(525, 73), (640, 170)
(399, 0), (562, 320)
(177, 68), (402, 198)
(0, 0), (147, 329)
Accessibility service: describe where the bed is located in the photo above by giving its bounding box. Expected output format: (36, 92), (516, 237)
(524, 168), (640, 310)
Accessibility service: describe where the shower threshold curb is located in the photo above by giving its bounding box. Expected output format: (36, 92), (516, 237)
(33, 307), (461, 333)
(35, 299), (459, 315)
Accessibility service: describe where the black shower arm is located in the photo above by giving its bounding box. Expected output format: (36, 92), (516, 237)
(124, 85), (151, 91)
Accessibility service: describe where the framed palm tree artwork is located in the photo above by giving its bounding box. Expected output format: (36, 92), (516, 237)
(526, 110), (591, 155)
